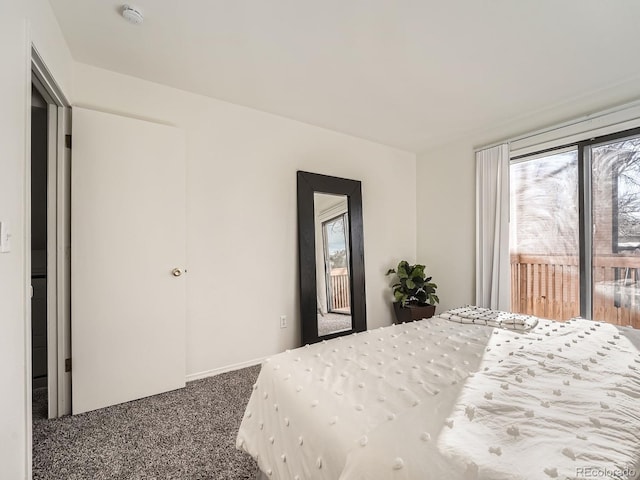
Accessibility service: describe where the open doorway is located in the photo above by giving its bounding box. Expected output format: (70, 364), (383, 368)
(30, 85), (49, 419)
(30, 47), (72, 421)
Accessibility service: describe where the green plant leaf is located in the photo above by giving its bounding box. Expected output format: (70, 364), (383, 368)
(397, 261), (409, 278)
(394, 290), (407, 304)
(387, 260), (438, 307)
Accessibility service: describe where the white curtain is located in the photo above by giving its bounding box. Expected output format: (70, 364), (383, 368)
(476, 144), (510, 310)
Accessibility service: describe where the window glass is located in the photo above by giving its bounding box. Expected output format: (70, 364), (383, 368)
(510, 149), (579, 320)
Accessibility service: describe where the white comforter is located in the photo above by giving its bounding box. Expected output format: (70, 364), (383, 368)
(237, 316), (640, 480)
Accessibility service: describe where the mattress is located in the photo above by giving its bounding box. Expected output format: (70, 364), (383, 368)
(236, 314), (640, 480)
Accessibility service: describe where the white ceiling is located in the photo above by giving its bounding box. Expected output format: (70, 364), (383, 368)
(49, 0), (640, 152)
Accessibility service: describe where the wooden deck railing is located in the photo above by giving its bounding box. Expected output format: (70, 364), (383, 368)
(511, 254), (640, 328)
(330, 273), (351, 311)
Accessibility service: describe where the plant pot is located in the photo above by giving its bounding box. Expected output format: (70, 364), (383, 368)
(392, 302), (436, 324)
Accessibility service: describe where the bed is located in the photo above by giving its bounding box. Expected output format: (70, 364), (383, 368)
(236, 308), (640, 479)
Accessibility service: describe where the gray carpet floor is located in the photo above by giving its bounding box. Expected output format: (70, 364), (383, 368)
(317, 312), (352, 336)
(33, 365), (261, 480)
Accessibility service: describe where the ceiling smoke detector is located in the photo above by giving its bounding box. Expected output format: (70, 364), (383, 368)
(122, 5), (144, 25)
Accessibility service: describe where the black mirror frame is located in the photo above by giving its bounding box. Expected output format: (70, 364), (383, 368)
(297, 171), (367, 344)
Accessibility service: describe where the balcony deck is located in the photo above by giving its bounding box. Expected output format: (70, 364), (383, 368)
(511, 253), (640, 328)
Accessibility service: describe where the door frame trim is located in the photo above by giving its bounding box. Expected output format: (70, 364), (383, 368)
(28, 44), (72, 425)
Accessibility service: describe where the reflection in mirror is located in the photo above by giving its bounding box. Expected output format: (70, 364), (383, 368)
(314, 193), (352, 336)
(297, 171), (366, 345)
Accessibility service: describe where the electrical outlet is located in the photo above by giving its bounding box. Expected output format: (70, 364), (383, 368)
(280, 315), (287, 328)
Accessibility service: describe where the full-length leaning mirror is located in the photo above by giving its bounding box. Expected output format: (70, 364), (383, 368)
(297, 171), (367, 344)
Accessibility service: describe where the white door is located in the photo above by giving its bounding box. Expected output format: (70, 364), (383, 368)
(71, 108), (186, 414)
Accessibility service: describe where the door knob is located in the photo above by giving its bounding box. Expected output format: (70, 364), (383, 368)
(171, 268), (183, 277)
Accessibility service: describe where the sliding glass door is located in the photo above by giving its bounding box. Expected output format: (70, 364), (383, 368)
(510, 149), (579, 320)
(510, 128), (640, 327)
(591, 135), (640, 327)
(322, 213), (351, 314)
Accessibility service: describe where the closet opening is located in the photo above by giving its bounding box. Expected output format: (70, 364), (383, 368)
(30, 84), (49, 418)
(30, 47), (72, 422)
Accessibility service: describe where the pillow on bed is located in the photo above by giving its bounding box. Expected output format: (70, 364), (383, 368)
(439, 305), (539, 331)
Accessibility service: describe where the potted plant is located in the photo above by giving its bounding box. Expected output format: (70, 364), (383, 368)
(386, 260), (439, 323)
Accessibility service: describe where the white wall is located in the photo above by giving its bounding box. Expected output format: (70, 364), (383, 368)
(72, 63), (416, 378)
(416, 83), (640, 313)
(416, 142), (476, 311)
(0, 2), (73, 479)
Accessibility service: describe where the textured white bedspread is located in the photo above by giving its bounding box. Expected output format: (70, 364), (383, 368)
(237, 317), (640, 480)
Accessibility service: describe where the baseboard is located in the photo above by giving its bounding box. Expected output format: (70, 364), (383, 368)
(186, 356), (267, 383)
